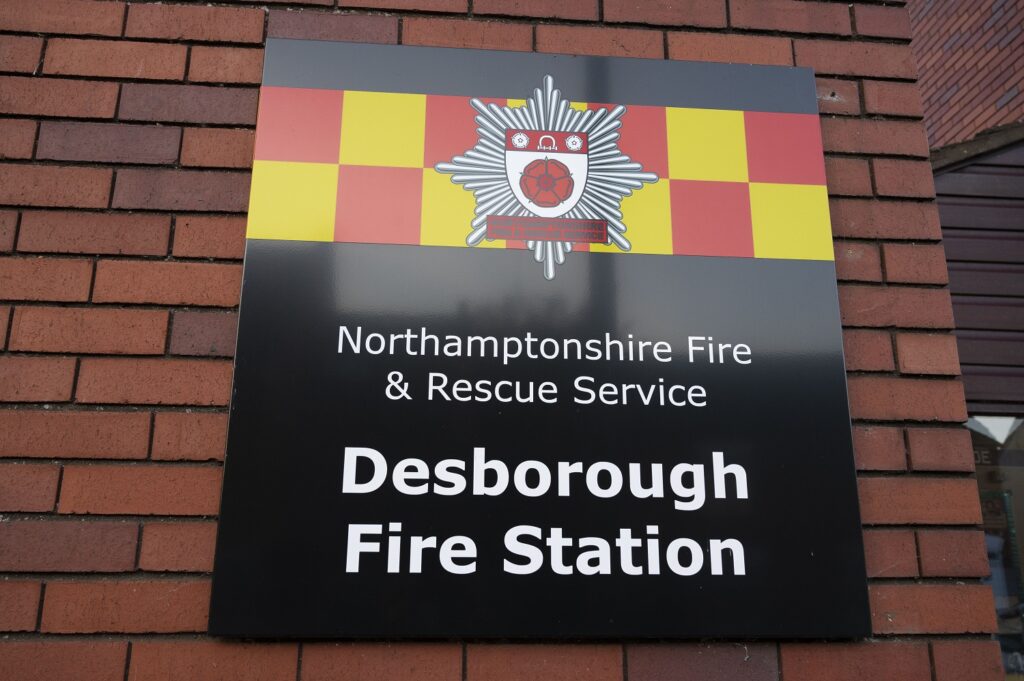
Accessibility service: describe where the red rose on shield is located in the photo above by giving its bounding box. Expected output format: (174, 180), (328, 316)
(520, 158), (574, 208)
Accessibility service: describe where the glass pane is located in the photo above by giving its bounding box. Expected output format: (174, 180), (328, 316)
(971, 415), (1024, 677)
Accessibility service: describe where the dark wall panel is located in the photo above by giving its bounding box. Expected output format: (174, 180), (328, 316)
(940, 140), (1024, 413)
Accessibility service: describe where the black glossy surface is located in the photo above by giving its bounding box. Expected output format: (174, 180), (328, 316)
(262, 39), (819, 114)
(210, 242), (869, 639)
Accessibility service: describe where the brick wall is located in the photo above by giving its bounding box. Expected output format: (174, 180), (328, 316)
(0, 1), (1000, 680)
(908, 0), (1024, 148)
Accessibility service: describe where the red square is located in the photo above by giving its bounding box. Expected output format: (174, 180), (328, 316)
(335, 166), (423, 245)
(424, 95), (504, 168)
(615, 104), (669, 179)
(744, 111), (827, 185)
(670, 180), (753, 257)
(253, 86), (343, 164)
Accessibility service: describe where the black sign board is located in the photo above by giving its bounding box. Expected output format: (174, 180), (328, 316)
(210, 40), (870, 639)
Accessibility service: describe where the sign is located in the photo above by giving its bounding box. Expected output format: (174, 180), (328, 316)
(210, 40), (870, 639)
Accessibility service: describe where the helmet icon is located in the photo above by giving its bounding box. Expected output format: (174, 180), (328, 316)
(537, 134), (558, 151)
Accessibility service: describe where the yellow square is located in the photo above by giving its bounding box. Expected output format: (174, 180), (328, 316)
(666, 108), (748, 182)
(591, 179), (672, 255)
(247, 160), (338, 242)
(420, 169), (502, 249)
(339, 91), (426, 168)
(750, 183), (834, 261)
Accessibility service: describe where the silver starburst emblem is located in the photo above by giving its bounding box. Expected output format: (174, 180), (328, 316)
(436, 75), (658, 280)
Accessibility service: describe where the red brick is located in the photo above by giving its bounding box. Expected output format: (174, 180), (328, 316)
(76, 358), (233, 406)
(816, 78), (860, 115)
(152, 412), (228, 461)
(41, 579), (210, 633)
(821, 118), (929, 157)
(180, 128), (254, 168)
(169, 311), (237, 357)
(0, 410), (150, 459)
(795, 40), (916, 78)
(628, 643), (777, 681)
(59, 464), (222, 515)
(0, 463), (59, 512)
(188, 46), (263, 84)
(126, 3), (264, 43)
(872, 159), (936, 199)
(906, 427), (973, 472)
(0, 75), (118, 117)
(0, 256), (93, 301)
(0, 641), (128, 681)
(838, 286), (955, 328)
(0, 211), (16, 251)
(140, 521), (217, 572)
(668, 32), (792, 66)
(825, 157), (872, 197)
(467, 644), (621, 681)
(0, 305), (8, 347)
(843, 329), (893, 371)
(171, 215), (246, 259)
(44, 38), (186, 80)
(834, 241), (882, 282)
(781, 642), (930, 681)
(863, 80), (924, 117)
(883, 242), (949, 284)
(848, 376), (966, 421)
(403, 17), (533, 52)
(92, 260), (242, 306)
(854, 4), (912, 40)
(0, 35), (42, 73)
(896, 333), (960, 376)
(303, 643), (461, 681)
(852, 425), (906, 471)
(858, 477), (981, 525)
(0, 520), (137, 571)
(112, 168), (250, 211)
(731, 0), (850, 35)
(869, 584), (995, 634)
(8, 307), (167, 355)
(863, 529), (917, 578)
(918, 530), (988, 577)
(0, 356), (75, 402)
(604, 0), (725, 27)
(267, 10), (397, 43)
(343, 0), (463, 9)
(17, 211), (170, 256)
(0, 0), (125, 36)
(830, 199), (942, 240)
(538, 25), (663, 58)
(932, 641), (1004, 681)
(37, 122), (181, 165)
(0, 581), (41, 631)
(0, 119), (36, 159)
(128, 641), (298, 681)
(119, 83), (258, 125)
(0, 163), (111, 208)
(475, 0), (597, 20)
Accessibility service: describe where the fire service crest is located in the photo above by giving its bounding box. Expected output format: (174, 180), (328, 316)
(436, 75), (658, 279)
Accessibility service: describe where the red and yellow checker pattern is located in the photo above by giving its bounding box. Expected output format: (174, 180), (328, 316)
(248, 86), (833, 261)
